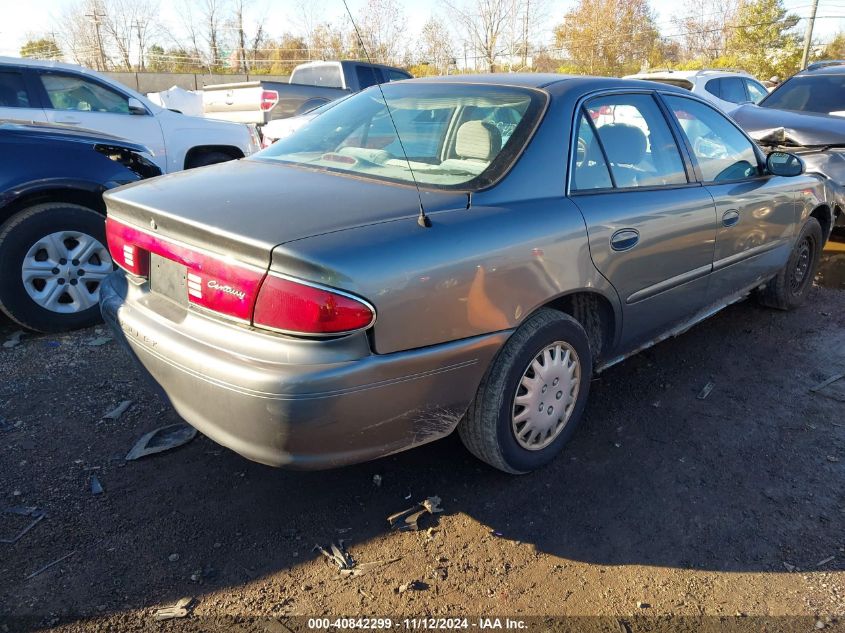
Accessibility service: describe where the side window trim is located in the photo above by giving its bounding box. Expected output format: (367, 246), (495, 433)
(658, 93), (767, 184)
(568, 89), (705, 195)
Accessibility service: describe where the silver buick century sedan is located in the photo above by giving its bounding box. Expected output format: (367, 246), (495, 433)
(100, 75), (835, 473)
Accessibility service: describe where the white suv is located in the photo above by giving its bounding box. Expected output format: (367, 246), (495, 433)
(0, 57), (260, 173)
(624, 70), (769, 113)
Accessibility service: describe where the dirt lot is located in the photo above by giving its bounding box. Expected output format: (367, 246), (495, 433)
(1, 237), (844, 633)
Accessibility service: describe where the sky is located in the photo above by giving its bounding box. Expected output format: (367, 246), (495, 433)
(1, 0), (844, 59)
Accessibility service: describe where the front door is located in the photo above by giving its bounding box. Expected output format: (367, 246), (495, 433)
(662, 95), (797, 301)
(569, 92), (718, 349)
(35, 70), (168, 172)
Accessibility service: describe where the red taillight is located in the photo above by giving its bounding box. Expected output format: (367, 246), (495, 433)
(106, 217), (149, 276)
(253, 274), (375, 335)
(260, 90), (279, 112)
(105, 217), (263, 321)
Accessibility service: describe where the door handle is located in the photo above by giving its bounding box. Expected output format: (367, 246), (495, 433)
(722, 209), (740, 227)
(610, 228), (640, 251)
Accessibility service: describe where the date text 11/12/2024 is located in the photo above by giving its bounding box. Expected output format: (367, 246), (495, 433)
(306, 618), (528, 630)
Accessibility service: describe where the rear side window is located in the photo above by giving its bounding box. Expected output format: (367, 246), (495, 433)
(0, 71), (31, 108)
(355, 65), (382, 90)
(583, 93), (687, 189)
(387, 69), (410, 82)
(664, 95), (759, 182)
(40, 73), (129, 113)
(572, 113), (612, 191)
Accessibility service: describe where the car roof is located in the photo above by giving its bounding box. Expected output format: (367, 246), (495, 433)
(798, 62), (845, 75)
(0, 55), (92, 73)
(625, 69), (751, 80)
(404, 73), (693, 96)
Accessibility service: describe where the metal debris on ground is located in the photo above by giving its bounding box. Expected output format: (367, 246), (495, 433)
(153, 597), (193, 621)
(2, 331), (23, 349)
(26, 550), (76, 580)
(783, 561), (796, 572)
(90, 475), (104, 495)
(387, 496), (443, 532)
(397, 580), (427, 593)
(810, 372), (845, 393)
(102, 400), (133, 421)
(372, 474), (382, 487)
(314, 541), (355, 570)
(1, 506), (45, 544)
(817, 555), (835, 567)
(697, 382), (715, 400)
(85, 336), (112, 347)
(340, 558), (401, 578)
(125, 423), (197, 460)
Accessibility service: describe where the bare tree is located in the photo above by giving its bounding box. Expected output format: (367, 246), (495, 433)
(671, 0), (740, 62)
(58, 0), (109, 70)
(417, 15), (456, 73)
(354, 0), (407, 65)
(443, 0), (513, 72)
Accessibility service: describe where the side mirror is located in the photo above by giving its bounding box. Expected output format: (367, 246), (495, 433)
(766, 151), (804, 177)
(127, 97), (147, 115)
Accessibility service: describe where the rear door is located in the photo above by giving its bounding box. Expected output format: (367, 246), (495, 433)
(34, 70), (167, 171)
(569, 91), (718, 348)
(0, 67), (48, 123)
(662, 94), (797, 301)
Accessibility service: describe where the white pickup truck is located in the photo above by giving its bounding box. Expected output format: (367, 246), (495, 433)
(0, 56), (260, 173)
(202, 60), (411, 129)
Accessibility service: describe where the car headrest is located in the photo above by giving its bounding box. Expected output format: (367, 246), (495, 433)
(599, 123), (646, 165)
(456, 120), (502, 161)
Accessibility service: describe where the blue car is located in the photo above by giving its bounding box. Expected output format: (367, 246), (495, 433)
(0, 121), (160, 332)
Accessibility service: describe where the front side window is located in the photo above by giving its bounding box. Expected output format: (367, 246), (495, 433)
(664, 95), (760, 182)
(40, 73), (129, 113)
(0, 71), (30, 108)
(745, 80), (768, 103)
(584, 93), (687, 188)
(255, 83), (545, 189)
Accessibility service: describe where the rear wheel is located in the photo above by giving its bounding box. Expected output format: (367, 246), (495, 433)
(756, 217), (823, 310)
(0, 203), (112, 333)
(458, 309), (593, 474)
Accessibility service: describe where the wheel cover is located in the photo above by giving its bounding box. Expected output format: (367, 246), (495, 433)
(790, 237), (813, 294)
(21, 231), (113, 314)
(511, 341), (581, 451)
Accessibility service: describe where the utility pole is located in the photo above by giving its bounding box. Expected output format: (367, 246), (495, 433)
(134, 20), (144, 71)
(85, 8), (107, 71)
(522, 0), (529, 69)
(801, 0), (820, 70)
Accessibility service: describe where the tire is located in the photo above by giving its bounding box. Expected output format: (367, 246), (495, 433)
(458, 309), (593, 474)
(755, 217), (823, 310)
(185, 150), (235, 169)
(0, 203), (113, 333)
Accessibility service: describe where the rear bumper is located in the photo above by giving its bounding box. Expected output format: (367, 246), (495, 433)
(100, 272), (508, 469)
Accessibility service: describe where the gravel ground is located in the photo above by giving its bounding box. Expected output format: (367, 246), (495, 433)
(0, 237), (844, 633)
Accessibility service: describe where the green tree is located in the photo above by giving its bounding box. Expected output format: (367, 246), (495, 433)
(723, 0), (802, 79)
(818, 32), (845, 61)
(554, 0), (661, 76)
(20, 37), (62, 61)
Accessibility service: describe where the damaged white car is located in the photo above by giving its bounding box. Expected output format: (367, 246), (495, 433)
(732, 62), (845, 228)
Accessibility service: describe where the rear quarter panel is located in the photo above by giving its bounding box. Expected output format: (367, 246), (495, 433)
(273, 197), (616, 354)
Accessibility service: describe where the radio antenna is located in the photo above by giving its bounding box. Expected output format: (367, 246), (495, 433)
(341, 0), (431, 228)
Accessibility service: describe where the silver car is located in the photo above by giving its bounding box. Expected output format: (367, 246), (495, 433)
(100, 75), (834, 473)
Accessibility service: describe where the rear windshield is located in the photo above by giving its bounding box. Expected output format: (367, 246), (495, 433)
(253, 82), (546, 190)
(290, 64), (344, 88)
(761, 74), (845, 115)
